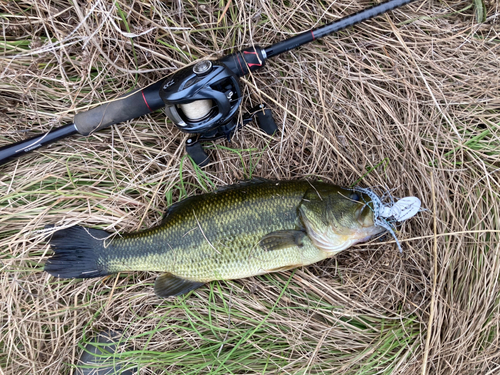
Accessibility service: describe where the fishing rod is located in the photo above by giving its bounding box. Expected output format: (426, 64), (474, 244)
(0, 0), (416, 167)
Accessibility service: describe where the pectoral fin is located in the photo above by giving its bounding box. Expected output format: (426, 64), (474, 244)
(154, 273), (205, 298)
(259, 230), (306, 252)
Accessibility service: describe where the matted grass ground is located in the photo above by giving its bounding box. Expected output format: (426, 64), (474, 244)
(1, 0), (499, 374)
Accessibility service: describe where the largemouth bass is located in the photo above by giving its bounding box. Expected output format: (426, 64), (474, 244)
(45, 180), (389, 297)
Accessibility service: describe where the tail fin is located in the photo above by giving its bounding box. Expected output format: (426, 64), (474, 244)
(44, 225), (113, 278)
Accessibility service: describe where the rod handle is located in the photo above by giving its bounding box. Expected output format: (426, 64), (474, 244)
(74, 80), (165, 135)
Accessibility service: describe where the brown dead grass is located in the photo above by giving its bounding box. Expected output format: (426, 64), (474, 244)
(1, 0), (500, 374)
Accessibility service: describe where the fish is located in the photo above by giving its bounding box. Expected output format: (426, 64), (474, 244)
(44, 180), (391, 298)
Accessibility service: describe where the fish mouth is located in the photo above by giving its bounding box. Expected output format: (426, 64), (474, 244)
(304, 220), (384, 254)
(356, 226), (386, 244)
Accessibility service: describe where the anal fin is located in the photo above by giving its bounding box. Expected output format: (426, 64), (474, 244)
(265, 264), (302, 272)
(154, 273), (205, 298)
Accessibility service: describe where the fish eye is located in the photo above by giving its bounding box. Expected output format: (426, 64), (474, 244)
(350, 192), (361, 202)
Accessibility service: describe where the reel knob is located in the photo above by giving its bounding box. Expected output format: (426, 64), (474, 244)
(192, 60), (213, 75)
(186, 137), (210, 167)
(255, 106), (277, 135)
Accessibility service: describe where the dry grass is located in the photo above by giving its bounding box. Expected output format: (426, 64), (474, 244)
(1, 0), (500, 374)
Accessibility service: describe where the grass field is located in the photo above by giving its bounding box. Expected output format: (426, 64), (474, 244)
(1, 0), (499, 374)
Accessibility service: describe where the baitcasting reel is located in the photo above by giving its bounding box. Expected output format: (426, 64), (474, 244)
(0, 0), (416, 167)
(159, 47), (277, 165)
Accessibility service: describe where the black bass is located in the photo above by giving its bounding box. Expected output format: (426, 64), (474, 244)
(45, 180), (387, 297)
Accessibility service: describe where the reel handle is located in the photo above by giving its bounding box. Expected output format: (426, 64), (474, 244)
(184, 104), (276, 167)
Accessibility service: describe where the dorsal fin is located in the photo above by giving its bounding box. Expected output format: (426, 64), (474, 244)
(161, 198), (194, 223)
(214, 177), (271, 193)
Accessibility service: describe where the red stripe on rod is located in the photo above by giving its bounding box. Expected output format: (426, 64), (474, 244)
(236, 53), (245, 74)
(141, 90), (152, 112)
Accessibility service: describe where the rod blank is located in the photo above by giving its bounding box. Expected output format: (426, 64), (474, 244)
(0, 123), (78, 166)
(264, 0), (416, 59)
